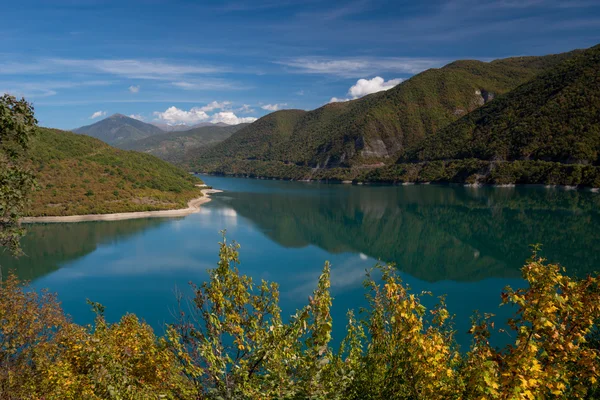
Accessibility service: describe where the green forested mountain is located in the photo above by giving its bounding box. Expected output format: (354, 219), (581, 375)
(26, 128), (202, 216)
(73, 114), (164, 147)
(408, 44), (600, 165)
(189, 49), (580, 175)
(123, 123), (247, 162)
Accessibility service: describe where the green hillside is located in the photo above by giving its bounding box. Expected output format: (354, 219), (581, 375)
(190, 49), (580, 175)
(26, 128), (202, 217)
(409, 44), (600, 165)
(73, 114), (164, 147)
(362, 44), (600, 187)
(123, 123), (247, 162)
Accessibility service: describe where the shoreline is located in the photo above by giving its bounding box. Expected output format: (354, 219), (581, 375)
(196, 173), (600, 192)
(21, 189), (223, 224)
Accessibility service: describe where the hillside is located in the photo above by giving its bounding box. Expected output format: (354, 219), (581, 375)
(189, 49), (580, 174)
(26, 128), (202, 217)
(363, 43), (600, 187)
(408, 44), (600, 165)
(123, 123), (247, 162)
(73, 114), (164, 147)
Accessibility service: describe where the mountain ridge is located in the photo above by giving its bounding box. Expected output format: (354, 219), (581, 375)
(189, 48), (583, 174)
(123, 123), (248, 162)
(73, 114), (164, 147)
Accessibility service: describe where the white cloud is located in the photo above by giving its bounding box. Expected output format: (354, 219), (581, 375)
(153, 104), (257, 126)
(261, 103), (287, 111)
(153, 106), (210, 125)
(296, 90), (305, 96)
(128, 114), (144, 121)
(128, 85), (140, 93)
(276, 57), (443, 77)
(89, 110), (106, 119)
(329, 76), (403, 104)
(199, 100), (231, 112)
(210, 112), (257, 125)
(348, 76), (402, 98)
(328, 97), (351, 103)
(237, 104), (254, 113)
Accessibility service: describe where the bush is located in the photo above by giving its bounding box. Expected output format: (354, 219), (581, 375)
(1, 237), (599, 399)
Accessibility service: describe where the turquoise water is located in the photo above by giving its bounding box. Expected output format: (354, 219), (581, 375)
(2, 176), (599, 349)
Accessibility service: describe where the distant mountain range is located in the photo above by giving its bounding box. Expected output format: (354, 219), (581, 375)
(150, 121), (231, 132)
(122, 124), (248, 162)
(72, 114), (244, 159)
(187, 44), (600, 187)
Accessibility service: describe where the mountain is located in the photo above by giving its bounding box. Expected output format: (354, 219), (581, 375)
(122, 123), (248, 162)
(151, 122), (193, 132)
(26, 128), (203, 217)
(73, 114), (164, 146)
(151, 122), (232, 132)
(189, 48), (581, 175)
(408, 44), (600, 165)
(364, 43), (600, 187)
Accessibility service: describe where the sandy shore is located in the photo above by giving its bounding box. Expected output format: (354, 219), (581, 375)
(21, 189), (223, 224)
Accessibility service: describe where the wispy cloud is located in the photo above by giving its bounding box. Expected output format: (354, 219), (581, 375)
(297, 0), (371, 21)
(261, 103), (288, 111)
(0, 80), (113, 98)
(128, 85), (140, 93)
(199, 100), (232, 112)
(89, 110), (106, 119)
(276, 57), (444, 77)
(0, 58), (226, 80)
(237, 104), (254, 113)
(50, 58), (224, 80)
(171, 79), (243, 90)
(128, 114), (144, 121)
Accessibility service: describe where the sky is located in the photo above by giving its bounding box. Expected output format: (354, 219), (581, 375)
(1, 0), (599, 129)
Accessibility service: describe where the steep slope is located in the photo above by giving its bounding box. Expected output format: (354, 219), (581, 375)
(190, 110), (306, 164)
(26, 128), (202, 217)
(408, 44), (600, 165)
(123, 123), (247, 162)
(73, 114), (164, 147)
(190, 49), (580, 175)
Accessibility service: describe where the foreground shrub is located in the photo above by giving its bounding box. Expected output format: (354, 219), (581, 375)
(1, 238), (599, 399)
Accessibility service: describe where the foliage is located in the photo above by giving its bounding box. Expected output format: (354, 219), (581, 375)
(0, 274), (193, 399)
(0, 95), (37, 256)
(170, 232), (337, 399)
(408, 44), (600, 165)
(1, 237), (600, 398)
(26, 128), (203, 216)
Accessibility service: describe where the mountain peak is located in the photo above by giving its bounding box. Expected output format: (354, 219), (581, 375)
(73, 113), (164, 147)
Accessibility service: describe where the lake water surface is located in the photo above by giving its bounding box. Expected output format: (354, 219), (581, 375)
(3, 176), (600, 348)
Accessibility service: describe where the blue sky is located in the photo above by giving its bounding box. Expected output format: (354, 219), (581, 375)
(1, 0), (599, 129)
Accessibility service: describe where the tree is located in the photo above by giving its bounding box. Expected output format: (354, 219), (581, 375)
(0, 95), (37, 266)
